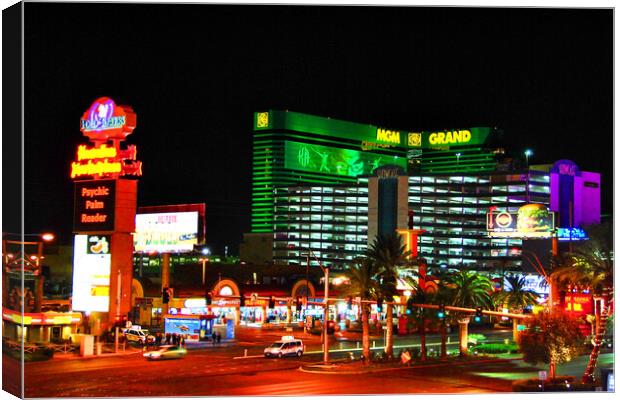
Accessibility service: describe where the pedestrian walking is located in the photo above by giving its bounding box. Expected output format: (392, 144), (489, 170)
(181, 336), (185, 348)
(211, 331), (217, 345)
(165, 332), (170, 345)
(216, 332), (221, 344)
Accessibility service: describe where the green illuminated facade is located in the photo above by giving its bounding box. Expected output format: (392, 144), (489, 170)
(251, 110), (496, 233)
(252, 110), (407, 233)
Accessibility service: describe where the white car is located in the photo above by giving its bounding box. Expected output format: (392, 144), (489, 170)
(264, 336), (304, 358)
(143, 345), (187, 361)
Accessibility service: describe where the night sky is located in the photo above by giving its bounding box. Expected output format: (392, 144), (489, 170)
(16, 4), (613, 254)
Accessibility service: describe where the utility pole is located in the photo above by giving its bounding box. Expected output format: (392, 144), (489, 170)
(323, 265), (329, 364)
(305, 251), (330, 363)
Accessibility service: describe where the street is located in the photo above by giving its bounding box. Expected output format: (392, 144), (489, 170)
(6, 326), (613, 397)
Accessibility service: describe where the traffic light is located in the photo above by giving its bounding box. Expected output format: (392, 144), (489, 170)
(205, 291), (212, 306)
(327, 320), (336, 334)
(474, 306), (483, 323)
(268, 296), (275, 309)
(376, 297), (383, 312)
(239, 293), (245, 307)
(296, 297), (302, 312)
(347, 296), (353, 310)
(406, 297), (414, 314)
(437, 304), (446, 319)
(162, 287), (170, 304)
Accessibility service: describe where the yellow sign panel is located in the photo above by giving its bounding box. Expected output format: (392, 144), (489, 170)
(408, 132), (422, 147)
(91, 286), (110, 297)
(256, 112), (269, 128)
(52, 316), (74, 324)
(429, 130), (471, 145)
(376, 128), (401, 144)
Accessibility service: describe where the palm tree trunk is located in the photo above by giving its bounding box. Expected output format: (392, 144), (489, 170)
(512, 318), (519, 342)
(385, 305), (393, 358)
(362, 304), (370, 364)
(582, 302), (610, 383)
(440, 320), (447, 360)
(419, 316), (426, 361)
(458, 317), (469, 356)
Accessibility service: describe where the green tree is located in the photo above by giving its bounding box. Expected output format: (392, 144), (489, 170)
(343, 259), (381, 364)
(448, 270), (493, 356)
(493, 275), (539, 340)
(518, 311), (584, 380)
(366, 233), (409, 358)
(493, 275), (538, 310)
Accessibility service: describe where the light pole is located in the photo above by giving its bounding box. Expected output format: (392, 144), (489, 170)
(524, 149), (533, 167)
(455, 152), (461, 166)
(306, 251), (330, 364)
(200, 247), (210, 285)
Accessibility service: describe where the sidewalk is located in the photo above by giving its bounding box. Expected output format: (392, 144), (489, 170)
(299, 355), (523, 375)
(52, 346), (143, 360)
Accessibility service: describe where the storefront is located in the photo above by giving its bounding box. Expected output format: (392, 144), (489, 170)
(2, 307), (82, 343)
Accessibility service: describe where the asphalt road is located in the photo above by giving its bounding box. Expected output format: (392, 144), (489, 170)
(3, 326), (613, 397)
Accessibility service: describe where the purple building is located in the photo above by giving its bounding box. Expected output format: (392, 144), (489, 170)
(549, 159), (601, 228)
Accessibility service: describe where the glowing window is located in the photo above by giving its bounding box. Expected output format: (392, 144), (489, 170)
(219, 286), (233, 296)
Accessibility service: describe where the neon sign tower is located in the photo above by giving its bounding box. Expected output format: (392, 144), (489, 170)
(71, 97), (142, 329)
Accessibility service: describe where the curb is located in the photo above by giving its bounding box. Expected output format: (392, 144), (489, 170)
(298, 356), (523, 375)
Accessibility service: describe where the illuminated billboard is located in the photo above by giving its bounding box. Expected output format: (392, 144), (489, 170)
(503, 274), (549, 295)
(164, 317), (203, 341)
(285, 141), (407, 177)
(557, 227), (588, 241)
(486, 204), (555, 238)
(72, 235), (111, 312)
(134, 211), (198, 253)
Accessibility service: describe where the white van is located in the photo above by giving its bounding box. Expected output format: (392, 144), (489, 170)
(123, 327), (155, 344)
(264, 336), (304, 358)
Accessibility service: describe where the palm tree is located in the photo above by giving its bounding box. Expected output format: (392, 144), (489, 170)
(342, 259), (381, 364)
(551, 223), (613, 383)
(493, 275), (539, 341)
(366, 233), (409, 358)
(448, 270), (493, 356)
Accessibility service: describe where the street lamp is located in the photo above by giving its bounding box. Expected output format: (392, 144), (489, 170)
(524, 149), (533, 167)
(455, 152), (461, 165)
(200, 247), (211, 285)
(305, 251), (330, 364)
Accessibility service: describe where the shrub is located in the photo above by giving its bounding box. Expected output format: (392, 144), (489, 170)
(472, 343), (518, 354)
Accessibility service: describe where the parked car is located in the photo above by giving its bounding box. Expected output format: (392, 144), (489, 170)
(143, 345), (187, 361)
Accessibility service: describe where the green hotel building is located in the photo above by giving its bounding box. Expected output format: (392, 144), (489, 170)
(242, 110), (506, 269)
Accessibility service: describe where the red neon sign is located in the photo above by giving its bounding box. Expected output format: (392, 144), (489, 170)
(565, 294), (593, 316)
(72, 98), (142, 180)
